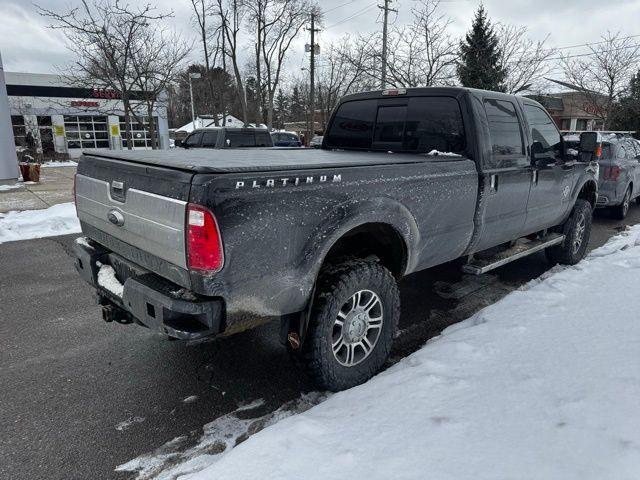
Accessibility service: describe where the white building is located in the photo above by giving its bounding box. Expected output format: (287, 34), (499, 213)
(174, 114), (245, 134)
(6, 72), (169, 159)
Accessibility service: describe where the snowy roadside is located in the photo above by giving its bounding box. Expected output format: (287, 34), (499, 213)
(0, 202), (80, 244)
(122, 225), (640, 480)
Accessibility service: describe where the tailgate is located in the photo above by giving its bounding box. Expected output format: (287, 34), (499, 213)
(75, 154), (194, 276)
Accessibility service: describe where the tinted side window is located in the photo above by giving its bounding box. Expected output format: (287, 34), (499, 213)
(524, 104), (561, 161)
(201, 130), (219, 148)
(225, 131), (256, 147)
(325, 99), (377, 149)
(404, 97), (466, 153)
(185, 132), (203, 147)
(285, 133), (299, 142)
(484, 99), (523, 157)
(255, 131), (272, 147)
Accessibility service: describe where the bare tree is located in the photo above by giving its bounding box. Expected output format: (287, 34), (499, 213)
(561, 31), (640, 128)
(344, 0), (456, 88)
(190, 0), (228, 124)
(316, 40), (365, 128)
(497, 24), (556, 94)
(37, 0), (173, 149)
(249, 0), (315, 129)
(130, 30), (191, 148)
(214, 0), (249, 124)
(388, 0), (457, 87)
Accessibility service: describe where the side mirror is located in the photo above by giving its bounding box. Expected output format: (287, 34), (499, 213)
(579, 132), (598, 153)
(175, 139), (183, 148)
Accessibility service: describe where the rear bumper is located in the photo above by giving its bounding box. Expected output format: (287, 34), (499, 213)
(74, 238), (224, 340)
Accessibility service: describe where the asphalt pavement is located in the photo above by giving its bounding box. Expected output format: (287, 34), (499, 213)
(1, 204), (638, 480)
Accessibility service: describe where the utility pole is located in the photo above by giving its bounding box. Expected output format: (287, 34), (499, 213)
(188, 72), (201, 131)
(306, 13), (320, 147)
(379, 0), (396, 89)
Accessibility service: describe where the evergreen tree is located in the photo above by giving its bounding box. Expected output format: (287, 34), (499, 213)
(457, 5), (506, 92)
(273, 89), (290, 129)
(289, 85), (306, 121)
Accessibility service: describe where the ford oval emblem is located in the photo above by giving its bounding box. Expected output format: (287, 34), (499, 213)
(107, 210), (125, 227)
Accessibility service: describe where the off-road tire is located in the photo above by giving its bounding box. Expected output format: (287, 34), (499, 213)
(301, 259), (400, 391)
(545, 199), (592, 265)
(612, 186), (631, 220)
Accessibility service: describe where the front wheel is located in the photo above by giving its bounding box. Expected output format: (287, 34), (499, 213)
(545, 199), (592, 265)
(301, 259), (400, 391)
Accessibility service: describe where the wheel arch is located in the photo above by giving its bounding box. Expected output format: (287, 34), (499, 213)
(576, 179), (597, 209)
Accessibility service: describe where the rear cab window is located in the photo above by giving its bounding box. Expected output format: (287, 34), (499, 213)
(483, 99), (525, 165)
(325, 96), (466, 155)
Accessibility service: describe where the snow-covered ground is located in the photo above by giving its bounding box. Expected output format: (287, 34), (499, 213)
(122, 225), (640, 480)
(0, 202), (80, 244)
(41, 160), (78, 168)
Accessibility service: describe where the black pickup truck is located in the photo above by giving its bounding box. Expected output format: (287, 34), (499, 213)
(73, 87), (598, 391)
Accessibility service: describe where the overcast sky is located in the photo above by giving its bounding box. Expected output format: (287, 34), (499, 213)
(2, 0), (640, 84)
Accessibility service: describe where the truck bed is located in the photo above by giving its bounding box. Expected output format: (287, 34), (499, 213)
(82, 148), (445, 173)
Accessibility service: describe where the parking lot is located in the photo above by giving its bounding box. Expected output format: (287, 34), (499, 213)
(1, 205), (638, 480)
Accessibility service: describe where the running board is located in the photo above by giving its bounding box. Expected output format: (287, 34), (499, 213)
(462, 234), (565, 275)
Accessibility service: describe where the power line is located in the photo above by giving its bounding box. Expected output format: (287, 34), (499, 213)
(546, 42), (640, 62)
(324, 3), (377, 30)
(555, 33), (640, 51)
(323, 0), (358, 15)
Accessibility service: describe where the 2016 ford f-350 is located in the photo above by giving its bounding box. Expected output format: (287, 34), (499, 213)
(73, 87), (598, 391)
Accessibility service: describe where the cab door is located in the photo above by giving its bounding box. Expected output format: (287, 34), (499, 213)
(521, 103), (574, 232)
(473, 97), (531, 251)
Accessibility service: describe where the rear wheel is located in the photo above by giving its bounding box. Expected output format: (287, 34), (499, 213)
(545, 199), (592, 265)
(301, 259), (400, 391)
(612, 186), (631, 220)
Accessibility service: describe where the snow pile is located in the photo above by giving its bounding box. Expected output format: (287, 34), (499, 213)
(426, 149), (463, 157)
(117, 393), (326, 480)
(0, 183), (23, 192)
(165, 226), (640, 480)
(41, 161), (78, 168)
(0, 202), (80, 244)
(97, 264), (124, 297)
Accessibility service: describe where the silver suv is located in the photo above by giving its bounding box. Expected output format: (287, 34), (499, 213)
(565, 132), (640, 219)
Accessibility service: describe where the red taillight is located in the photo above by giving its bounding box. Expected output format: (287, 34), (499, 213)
(595, 144), (602, 158)
(603, 166), (621, 180)
(186, 204), (223, 273)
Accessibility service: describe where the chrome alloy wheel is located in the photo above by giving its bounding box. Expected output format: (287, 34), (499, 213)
(332, 289), (384, 367)
(572, 211), (587, 254)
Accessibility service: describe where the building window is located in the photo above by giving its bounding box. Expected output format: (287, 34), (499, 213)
(11, 115), (26, 147)
(575, 119), (589, 131)
(119, 116), (159, 148)
(64, 115), (109, 149)
(560, 119), (571, 131)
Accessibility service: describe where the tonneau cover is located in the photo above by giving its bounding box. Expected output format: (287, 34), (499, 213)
(82, 148), (432, 174)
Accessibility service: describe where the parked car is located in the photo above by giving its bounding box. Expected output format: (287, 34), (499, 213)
(310, 135), (323, 148)
(73, 87), (598, 391)
(564, 132), (640, 219)
(176, 127), (273, 149)
(271, 131), (302, 147)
